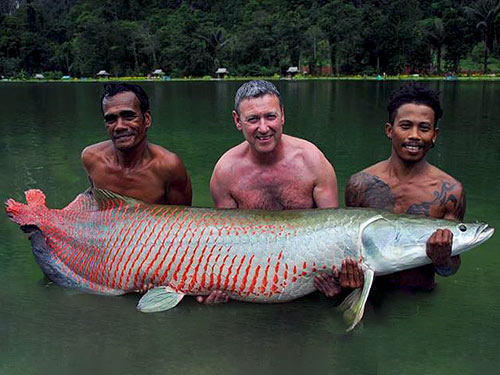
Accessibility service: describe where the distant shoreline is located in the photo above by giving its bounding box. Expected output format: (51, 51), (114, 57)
(1, 75), (500, 83)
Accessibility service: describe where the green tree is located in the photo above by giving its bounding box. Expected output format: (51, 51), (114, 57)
(465, 0), (500, 72)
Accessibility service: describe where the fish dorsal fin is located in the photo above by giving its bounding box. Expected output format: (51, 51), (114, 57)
(63, 188), (145, 212)
(90, 188), (146, 209)
(25, 189), (46, 207)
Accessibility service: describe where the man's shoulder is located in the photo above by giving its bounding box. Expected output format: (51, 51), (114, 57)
(284, 135), (322, 153)
(81, 141), (113, 168)
(283, 135), (330, 166)
(347, 162), (388, 187)
(428, 164), (463, 186)
(82, 141), (112, 156)
(345, 162), (392, 208)
(213, 142), (248, 170)
(149, 144), (187, 174)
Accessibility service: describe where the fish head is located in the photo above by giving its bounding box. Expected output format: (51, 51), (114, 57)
(360, 215), (494, 275)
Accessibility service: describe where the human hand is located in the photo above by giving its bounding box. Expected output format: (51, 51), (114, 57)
(426, 229), (453, 268)
(196, 290), (229, 304)
(338, 256), (364, 289)
(314, 257), (364, 298)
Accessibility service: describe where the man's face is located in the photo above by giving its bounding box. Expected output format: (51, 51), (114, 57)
(232, 94), (284, 154)
(102, 91), (151, 151)
(385, 103), (438, 163)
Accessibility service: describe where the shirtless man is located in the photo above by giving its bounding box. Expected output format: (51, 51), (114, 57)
(345, 82), (466, 291)
(81, 83), (192, 205)
(205, 80), (363, 304)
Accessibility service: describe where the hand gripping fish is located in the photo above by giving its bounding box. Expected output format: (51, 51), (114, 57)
(5, 189), (495, 330)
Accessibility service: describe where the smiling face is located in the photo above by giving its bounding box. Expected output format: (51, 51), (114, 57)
(385, 103), (438, 164)
(232, 94), (284, 154)
(102, 91), (152, 151)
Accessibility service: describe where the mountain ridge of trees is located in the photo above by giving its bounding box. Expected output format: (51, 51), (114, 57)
(1, 0), (499, 78)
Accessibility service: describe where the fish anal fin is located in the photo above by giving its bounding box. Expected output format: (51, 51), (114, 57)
(137, 286), (185, 313)
(337, 268), (374, 331)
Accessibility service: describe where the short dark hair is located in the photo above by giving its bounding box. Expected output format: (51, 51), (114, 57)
(387, 82), (443, 127)
(101, 83), (150, 115)
(234, 80), (283, 114)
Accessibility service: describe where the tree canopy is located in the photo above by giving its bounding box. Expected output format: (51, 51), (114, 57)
(1, 0), (499, 78)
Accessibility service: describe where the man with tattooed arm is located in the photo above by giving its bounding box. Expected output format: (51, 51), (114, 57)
(345, 83), (466, 290)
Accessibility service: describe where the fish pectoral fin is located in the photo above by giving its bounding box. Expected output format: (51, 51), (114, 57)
(136, 286), (185, 313)
(337, 268), (374, 332)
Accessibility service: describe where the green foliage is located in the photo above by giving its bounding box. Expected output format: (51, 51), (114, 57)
(0, 0), (499, 77)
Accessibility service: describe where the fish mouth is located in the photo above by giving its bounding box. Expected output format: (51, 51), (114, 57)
(475, 224), (495, 245)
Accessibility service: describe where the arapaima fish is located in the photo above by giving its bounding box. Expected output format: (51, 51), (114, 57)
(5, 189), (494, 330)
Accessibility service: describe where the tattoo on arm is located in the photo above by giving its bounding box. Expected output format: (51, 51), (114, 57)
(346, 172), (395, 210)
(406, 181), (457, 217)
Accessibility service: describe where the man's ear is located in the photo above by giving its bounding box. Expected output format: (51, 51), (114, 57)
(144, 110), (152, 130)
(384, 122), (393, 139)
(432, 127), (439, 145)
(280, 106), (285, 127)
(233, 110), (242, 131)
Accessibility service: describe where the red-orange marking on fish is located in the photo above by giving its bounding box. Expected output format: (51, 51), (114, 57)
(199, 244), (217, 290)
(139, 207), (183, 287)
(259, 258), (271, 294)
(230, 255), (246, 292)
(271, 251), (283, 293)
(158, 216), (197, 285)
(208, 250), (222, 290)
(187, 242), (209, 291)
(239, 255), (254, 294)
(246, 264), (261, 297)
(216, 253), (230, 290)
(105, 207), (147, 287)
(134, 207), (177, 289)
(176, 225), (208, 291)
(126, 207), (169, 289)
(98, 204), (130, 287)
(117, 207), (160, 289)
(223, 253), (238, 290)
(110, 207), (157, 289)
(149, 212), (192, 285)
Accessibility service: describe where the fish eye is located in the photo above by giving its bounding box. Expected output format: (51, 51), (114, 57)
(458, 224), (467, 232)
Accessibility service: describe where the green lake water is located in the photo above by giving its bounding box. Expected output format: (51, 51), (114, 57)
(0, 81), (499, 374)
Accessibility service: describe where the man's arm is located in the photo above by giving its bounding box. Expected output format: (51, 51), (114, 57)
(427, 184), (466, 276)
(311, 152), (339, 208)
(210, 159), (238, 208)
(81, 147), (96, 187)
(165, 157), (192, 206)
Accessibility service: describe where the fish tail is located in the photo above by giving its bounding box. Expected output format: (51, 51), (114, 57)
(5, 189), (47, 227)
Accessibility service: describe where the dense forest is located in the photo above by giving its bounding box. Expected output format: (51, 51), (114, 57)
(1, 0), (500, 78)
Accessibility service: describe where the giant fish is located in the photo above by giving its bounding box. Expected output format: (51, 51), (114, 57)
(5, 189), (494, 330)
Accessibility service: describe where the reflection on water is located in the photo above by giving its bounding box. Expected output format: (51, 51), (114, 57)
(0, 81), (499, 374)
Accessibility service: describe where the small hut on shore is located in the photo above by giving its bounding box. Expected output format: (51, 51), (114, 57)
(96, 70), (110, 79)
(151, 69), (165, 79)
(286, 67), (299, 78)
(34, 73), (45, 80)
(215, 68), (229, 79)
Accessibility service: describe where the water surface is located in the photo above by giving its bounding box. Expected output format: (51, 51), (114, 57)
(0, 81), (499, 374)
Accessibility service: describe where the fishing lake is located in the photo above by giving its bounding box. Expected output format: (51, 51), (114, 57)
(0, 80), (499, 374)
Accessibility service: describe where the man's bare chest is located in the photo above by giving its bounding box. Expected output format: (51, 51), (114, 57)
(230, 173), (315, 210)
(363, 177), (453, 217)
(91, 166), (166, 204)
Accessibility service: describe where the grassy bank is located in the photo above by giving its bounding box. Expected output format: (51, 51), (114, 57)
(2, 74), (500, 83)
